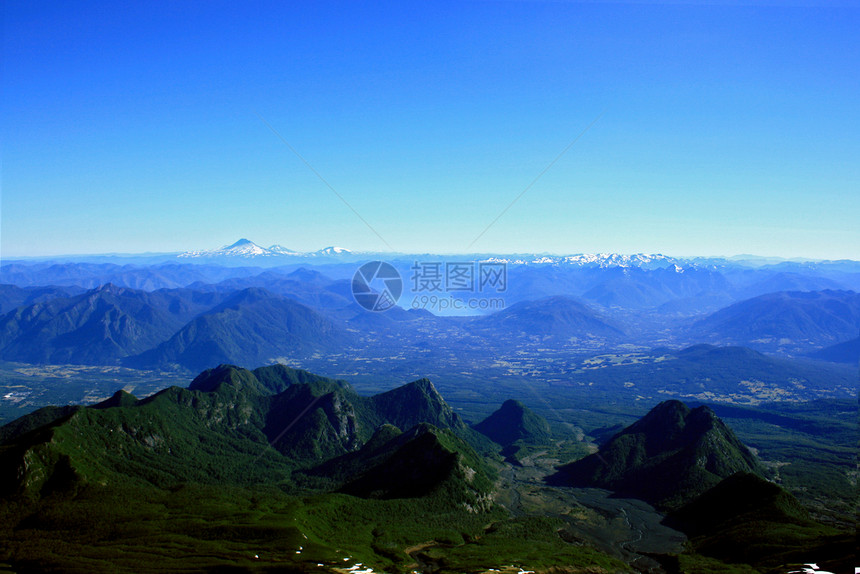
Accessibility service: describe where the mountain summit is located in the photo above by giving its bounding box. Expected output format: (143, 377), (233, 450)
(313, 246), (353, 256)
(473, 399), (551, 448)
(177, 238), (271, 258)
(550, 400), (763, 509)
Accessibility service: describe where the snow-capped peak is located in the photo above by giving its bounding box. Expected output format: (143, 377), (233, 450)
(220, 239), (269, 256)
(512, 253), (678, 269)
(179, 238), (275, 258)
(314, 246), (352, 256)
(226, 238), (255, 248)
(268, 244), (301, 255)
(177, 240), (355, 259)
(476, 253), (680, 268)
(558, 253), (675, 268)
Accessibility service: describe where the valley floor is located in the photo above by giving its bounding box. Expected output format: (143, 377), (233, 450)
(494, 446), (686, 574)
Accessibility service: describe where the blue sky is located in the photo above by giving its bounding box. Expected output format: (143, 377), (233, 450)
(3, 1), (858, 259)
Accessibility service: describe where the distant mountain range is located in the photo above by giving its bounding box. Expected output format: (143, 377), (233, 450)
(126, 287), (351, 373)
(0, 284), (223, 365)
(10, 238), (860, 274)
(473, 295), (624, 341)
(178, 238), (355, 260)
(3, 241), (859, 305)
(0, 284), (84, 315)
(691, 290), (860, 353)
(1, 240), (860, 378)
(1, 277), (859, 372)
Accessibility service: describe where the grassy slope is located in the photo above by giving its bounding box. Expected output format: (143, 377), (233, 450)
(0, 480), (627, 574)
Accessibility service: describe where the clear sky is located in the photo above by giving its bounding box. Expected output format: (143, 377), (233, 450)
(2, 1), (858, 259)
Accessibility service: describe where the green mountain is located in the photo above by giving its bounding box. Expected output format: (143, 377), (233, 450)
(127, 287), (351, 372)
(0, 364), (483, 497)
(3, 365), (845, 574)
(371, 377), (464, 431)
(188, 362), (351, 395)
(667, 472), (811, 537)
(91, 389), (139, 409)
(550, 400), (763, 509)
(473, 399), (552, 448)
(0, 404), (81, 445)
(305, 422), (495, 507)
(0, 382), (278, 496)
(666, 473), (853, 573)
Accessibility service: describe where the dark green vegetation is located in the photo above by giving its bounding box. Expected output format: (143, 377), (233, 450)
(0, 361), (186, 426)
(473, 399), (552, 461)
(0, 404), (80, 444)
(538, 397), (858, 535)
(666, 473), (853, 574)
(0, 365), (629, 573)
(2, 364), (853, 573)
(549, 400), (763, 510)
(702, 400), (858, 529)
(545, 402), (856, 572)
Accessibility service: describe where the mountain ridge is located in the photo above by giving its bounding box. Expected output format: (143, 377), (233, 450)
(0, 365), (488, 497)
(693, 289), (860, 353)
(0, 285), (212, 365)
(125, 288), (351, 372)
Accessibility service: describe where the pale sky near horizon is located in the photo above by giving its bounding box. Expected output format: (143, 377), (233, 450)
(2, 1), (858, 259)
